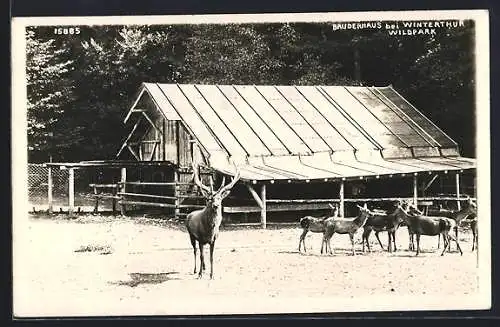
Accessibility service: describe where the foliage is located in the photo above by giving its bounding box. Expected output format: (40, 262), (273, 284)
(26, 28), (74, 161)
(24, 22), (477, 162)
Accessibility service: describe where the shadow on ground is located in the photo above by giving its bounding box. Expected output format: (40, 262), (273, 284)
(110, 272), (180, 287)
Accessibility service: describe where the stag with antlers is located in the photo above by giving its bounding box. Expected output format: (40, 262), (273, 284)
(186, 161), (240, 279)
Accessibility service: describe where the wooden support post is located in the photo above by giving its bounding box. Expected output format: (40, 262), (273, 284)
(120, 167), (127, 216)
(413, 174), (418, 206)
(261, 184), (267, 229)
(93, 185), (99, 214)
(68, 168), (75, 216)
(456, 172), (461, 210)
(174, 170), (180, 220)
(111, 185), (117, 215)
(339, 180), (345, 218)
(47, 165), (53, 214)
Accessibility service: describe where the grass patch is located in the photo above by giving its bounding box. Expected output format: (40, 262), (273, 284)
(74, 244), (114, 255)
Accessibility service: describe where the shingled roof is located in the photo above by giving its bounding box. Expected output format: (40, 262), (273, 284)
(121, 83), (475, 181)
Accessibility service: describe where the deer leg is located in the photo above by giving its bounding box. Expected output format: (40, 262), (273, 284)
(408, 228), (413, 251)
(392, 230), (398, 252)
(320, 234), (325, 254)
(415, 234), (421, 256)
(386, 232), (392, 253)
(198, 242), (205, 278)
(190, 235), (197, 274)
(299, 229), (308, 252)
(441, 232), (449, 256)
(328, 234), (334, 255)
(209, 241), (215, 279)
(448, 232), (463, 256)
(362, 229), (369, 253)
(472, 227), (477, 251)
(375, 231), (385, 251)
(351, 233), (357, 256)
(437, 233), (440, 249)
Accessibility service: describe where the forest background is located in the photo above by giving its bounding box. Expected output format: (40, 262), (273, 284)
(25, 21), (476, 163)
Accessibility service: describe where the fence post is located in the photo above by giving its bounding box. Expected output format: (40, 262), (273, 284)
(261, 183), (267, 229)
(339, 179), (345, 218)
(47, 165), (53, 214)
(413, 173), (418, 206)
(93, 185), (99, 214)
(68, 167), (75, 216)
(120, 167), (127, 216)
(112, 185), (117, 215)
(174, 170), (180, 220)
(455, 172), (461, 210)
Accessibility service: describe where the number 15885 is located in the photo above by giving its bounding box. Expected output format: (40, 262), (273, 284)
(53, 27), (81, 35)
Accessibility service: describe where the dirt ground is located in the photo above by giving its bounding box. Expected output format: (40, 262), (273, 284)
(13, 213), (488, 317)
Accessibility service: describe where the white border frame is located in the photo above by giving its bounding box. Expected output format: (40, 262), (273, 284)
(11, 10), (491, 316)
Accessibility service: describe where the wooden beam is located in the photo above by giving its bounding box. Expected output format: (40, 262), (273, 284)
(93, 184), (99, 214)
(223, 202), (334, 213)
(261, 184), (267, 229)
(423, 174), (439, 192)
(149, 141), (158, 161)
(339, 180), (345, 218)
(119, 200), (204, 209)
(413, 174), (418, 205)
(120, 168), (127, 216)
(117, 117), (142, 157)
(136, 140), (161, 144)
(456, 173), (461, 210)
(174, 170), (180, 220)
(267, 198), (339, 203)
(117, 192), (177, 200)
(246, 184), (263, 208)
(126, 145), (141, 161)
(142, 112), (162, 135)
(124, 87), (147, 123)
(68, 168), (75, 216)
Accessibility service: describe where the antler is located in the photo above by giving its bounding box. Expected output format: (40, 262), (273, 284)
(192, 161), (211, 197)
(216, 160), (241, 196)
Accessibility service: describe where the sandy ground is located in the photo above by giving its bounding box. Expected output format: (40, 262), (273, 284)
(13, 214), (488, 317)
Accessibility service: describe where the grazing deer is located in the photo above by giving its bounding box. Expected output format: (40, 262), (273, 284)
(321, 204), (372, 256)
(361, 201), (405, 253)
(435, 197), (477, 251)
(186, 161), (240, 279)
(298, 203), (339, 253)
(403, 202), (462, 256)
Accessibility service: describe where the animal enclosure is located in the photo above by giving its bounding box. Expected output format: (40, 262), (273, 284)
(14, 213), (482, 316)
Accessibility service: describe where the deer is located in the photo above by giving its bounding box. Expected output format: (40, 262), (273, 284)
(435, 197), (477, 251)
(469, 214), (478, 251)
(403, 201), (463, 256)
(298, 203), (339, 253)
(186, 160), (241, 279)
(321, 204), (372, 256)
(361, 200), (406, 253)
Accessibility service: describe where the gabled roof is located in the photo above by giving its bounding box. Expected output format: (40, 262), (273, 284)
(121, 82), (475, 181)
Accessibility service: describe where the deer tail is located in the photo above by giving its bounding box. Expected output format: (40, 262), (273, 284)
(300, 217), (310, 229)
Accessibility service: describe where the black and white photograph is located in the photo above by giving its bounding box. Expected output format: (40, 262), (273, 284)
(11, 10), (491, 316)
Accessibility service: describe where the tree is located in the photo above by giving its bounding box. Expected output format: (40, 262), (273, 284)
(26, 28), (74, 162)
(184, 24), (280, 84)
